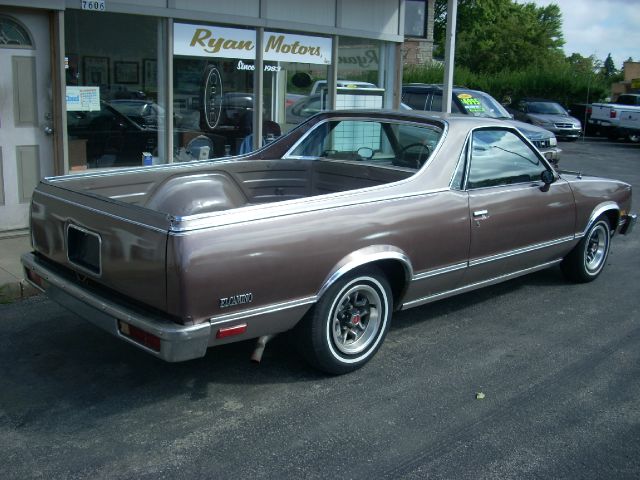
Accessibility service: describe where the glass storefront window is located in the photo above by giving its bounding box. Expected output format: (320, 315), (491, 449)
(173, 23), (256, 158)
(255, 32), (330, 150)
(264, 61), (329, 135)
(405, 0), (427, 38)
(65, 11), (166, 170)
(336, 37), (385, 112)
(261, 30), (330, 134)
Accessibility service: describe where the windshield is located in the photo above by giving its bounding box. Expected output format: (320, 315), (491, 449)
(527, 102), (567, 115)
(456, 91), (511, 119)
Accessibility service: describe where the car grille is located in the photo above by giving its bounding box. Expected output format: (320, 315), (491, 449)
(532, 139), (551, 149)
(554, 122), (575, 128)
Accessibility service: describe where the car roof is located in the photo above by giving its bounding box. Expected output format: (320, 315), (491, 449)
(402, 83), (469, 91)
(320, 108), (515, 130)
(518, 98), (562, 103)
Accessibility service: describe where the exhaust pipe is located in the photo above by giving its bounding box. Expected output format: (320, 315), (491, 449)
(250, 335), (274, 363)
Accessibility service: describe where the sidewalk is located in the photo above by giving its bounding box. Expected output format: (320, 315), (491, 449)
(0, 229), (38, 303)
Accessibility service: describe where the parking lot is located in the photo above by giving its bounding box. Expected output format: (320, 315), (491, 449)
(1, 138), (638, 479)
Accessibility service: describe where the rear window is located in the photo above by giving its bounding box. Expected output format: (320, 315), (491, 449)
(288, 119), (443, 171)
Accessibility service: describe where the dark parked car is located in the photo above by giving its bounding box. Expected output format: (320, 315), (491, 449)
(24, 110), (635, 374)
(67, 102), (158, 168)
(402, 84), (561, 163)
(507, 99), (582, 140)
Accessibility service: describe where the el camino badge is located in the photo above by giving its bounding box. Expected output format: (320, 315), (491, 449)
(219, 293), (253, 309)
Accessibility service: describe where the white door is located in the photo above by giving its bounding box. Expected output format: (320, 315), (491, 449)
(0, 9), (54, 231)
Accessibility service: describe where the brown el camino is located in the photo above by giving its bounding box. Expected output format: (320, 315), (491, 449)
(22, 111), (636, 374)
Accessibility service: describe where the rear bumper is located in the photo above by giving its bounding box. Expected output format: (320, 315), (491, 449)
(21, 252), (211, 362)
(619, 213), (637, 235)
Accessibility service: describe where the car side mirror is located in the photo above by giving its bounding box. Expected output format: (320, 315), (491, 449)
(357, 147), (374, 160)
(540, 170), (555, 192)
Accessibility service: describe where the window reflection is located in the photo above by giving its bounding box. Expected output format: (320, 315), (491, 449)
(65, 12), (165, 170)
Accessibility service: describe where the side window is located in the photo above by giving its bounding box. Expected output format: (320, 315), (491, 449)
(430, 93), (442, 112)
(467, 129), (546, 189)
(617, 95), (638, 106)
(403, 92), (428, 110)
(451, 141), (468, 190)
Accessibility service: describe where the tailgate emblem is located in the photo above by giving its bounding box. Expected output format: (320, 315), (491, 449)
(219, 293), (253, 309)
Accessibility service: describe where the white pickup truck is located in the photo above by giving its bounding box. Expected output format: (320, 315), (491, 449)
(589, 93), (640, 140)
(619, 110), (640, 142)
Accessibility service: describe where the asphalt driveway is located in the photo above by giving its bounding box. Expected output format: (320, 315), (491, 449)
(1, 138), (638, 479)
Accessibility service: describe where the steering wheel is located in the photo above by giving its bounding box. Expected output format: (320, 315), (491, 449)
(397, 142), (431, 169)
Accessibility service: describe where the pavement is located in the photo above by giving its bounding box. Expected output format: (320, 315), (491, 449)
(0, 229), (38, 303)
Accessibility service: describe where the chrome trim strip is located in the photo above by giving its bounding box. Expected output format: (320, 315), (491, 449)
(36, 190), (168, 233)
(169, 188), (451, 234)
(582, 201), (619, 236)
(209, 296), (317, 326)
(318, 248), (413, 299)
(469, 236), (574, 267)
(412, 262), (467, 281)
(402, 259), (562, 310)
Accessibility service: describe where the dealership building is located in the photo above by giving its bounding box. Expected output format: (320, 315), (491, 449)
(0, 0), (435, 231)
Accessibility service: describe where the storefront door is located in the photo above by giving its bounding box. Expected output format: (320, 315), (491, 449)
(0, 9), (54, 231)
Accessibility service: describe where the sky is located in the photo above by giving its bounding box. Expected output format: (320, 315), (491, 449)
(521, 0), (640, 68)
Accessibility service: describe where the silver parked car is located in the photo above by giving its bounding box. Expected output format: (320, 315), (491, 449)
(402, 84), (562, 164)
(507, 99), (582, 140)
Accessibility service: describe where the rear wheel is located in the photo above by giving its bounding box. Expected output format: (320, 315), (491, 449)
(561, 216), (611, 283)
(296, 267), (392, 374)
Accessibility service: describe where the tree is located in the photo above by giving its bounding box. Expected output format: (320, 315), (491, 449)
(433, 0), (565, 73)
(601, 53), (616, 78)
(566, 53), (601, 75)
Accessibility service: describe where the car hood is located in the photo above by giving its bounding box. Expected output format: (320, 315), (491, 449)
(502, 118), (554, 141)
(528, 113), (581, 126)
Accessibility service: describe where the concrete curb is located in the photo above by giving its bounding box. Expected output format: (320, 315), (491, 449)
(0, 279), (40, 304)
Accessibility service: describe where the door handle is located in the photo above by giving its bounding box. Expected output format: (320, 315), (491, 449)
(43, 126), (54, 135)
(473, 209), (488, 217)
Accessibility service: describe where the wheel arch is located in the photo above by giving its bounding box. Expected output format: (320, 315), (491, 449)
(581, 202), (620, 236)
(317, 246), (413, 311)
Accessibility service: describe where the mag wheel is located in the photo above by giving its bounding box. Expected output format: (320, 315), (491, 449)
(296, 267), (392, 375)
(561, 216), (611, 283)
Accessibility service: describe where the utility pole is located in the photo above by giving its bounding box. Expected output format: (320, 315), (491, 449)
(442, 0), (458, 113)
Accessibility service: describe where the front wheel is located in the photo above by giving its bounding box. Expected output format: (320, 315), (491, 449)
(561, 216), (611, 283)
(295, 267), (392, 374)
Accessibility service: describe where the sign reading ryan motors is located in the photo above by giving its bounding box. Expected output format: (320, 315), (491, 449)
(174, 23), (332, 65)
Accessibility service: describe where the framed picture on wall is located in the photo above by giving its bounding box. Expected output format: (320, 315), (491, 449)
(82, 56), (109, 86)
(114, 61), (139, 84)
(143, 59), (157, 90)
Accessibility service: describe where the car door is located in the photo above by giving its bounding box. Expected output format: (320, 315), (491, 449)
(461, 128), (575, 285)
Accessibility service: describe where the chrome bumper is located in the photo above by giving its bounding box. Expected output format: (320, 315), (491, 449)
(21, 252), (211, 362)
(619, 213), (637, 235)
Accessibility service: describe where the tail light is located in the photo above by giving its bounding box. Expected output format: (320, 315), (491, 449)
(610, 110), (617, 118)
(586, 106), (592, 115)
(118, 320), (161, 351)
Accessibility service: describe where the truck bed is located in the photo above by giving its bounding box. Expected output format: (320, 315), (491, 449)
(49, 157), (413, 216)
(29, 157), (413, 320)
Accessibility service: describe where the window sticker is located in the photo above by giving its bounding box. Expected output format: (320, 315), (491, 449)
(457, 93), (485, 113)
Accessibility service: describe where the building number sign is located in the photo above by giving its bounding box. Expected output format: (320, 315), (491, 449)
(81, 1), (106, 11)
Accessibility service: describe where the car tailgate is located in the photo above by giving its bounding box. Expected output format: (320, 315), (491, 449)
(29, 181), (171, 312)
